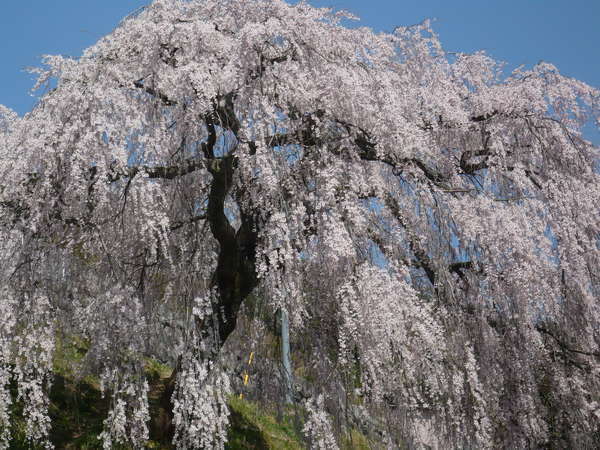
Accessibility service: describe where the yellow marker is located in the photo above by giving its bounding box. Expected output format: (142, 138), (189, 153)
(248, 351), (254, 365)
(239, 393), (243, 399)
(243, 372), (249, 386)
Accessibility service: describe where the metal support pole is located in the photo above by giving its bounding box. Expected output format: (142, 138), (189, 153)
(278, 308), (293, 404)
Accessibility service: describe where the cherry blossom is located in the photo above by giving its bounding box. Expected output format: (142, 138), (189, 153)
(0, 0), (598, 447)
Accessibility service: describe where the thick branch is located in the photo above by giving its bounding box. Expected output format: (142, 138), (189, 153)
(169, 214), (206, 231)
(133, 79), (177, 106)
(106, 156), (206, 183)
(536, 324), (600, 358)
(460, 149), (490, 174)
(259, 116), (451, 186)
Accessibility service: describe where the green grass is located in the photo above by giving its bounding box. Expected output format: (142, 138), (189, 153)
(341, 429), (373, 450)
(227, 396), (303, 449)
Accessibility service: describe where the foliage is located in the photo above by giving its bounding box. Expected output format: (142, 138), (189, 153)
(1, 0), (599, 448)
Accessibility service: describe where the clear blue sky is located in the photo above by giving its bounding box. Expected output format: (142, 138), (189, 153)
(1, 0), (599, 139)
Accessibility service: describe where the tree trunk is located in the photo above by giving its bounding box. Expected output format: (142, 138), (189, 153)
(155, 153), (260, 443)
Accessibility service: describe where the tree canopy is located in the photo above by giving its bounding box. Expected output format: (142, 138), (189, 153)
(1, 0), (599, 448)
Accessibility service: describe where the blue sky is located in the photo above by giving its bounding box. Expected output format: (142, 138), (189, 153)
(1, 0), (598, 142)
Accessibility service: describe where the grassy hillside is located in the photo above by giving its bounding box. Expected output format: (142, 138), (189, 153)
(7, 369), (304, 449)
(5, 335), (375, 449)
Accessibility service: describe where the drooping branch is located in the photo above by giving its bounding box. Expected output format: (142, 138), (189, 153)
(384, 194), (437, 285)
(377, 193), (479, 290)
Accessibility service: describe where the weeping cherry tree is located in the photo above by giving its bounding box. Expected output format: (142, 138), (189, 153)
(0, 0), (599, 448)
